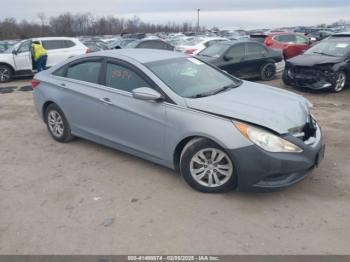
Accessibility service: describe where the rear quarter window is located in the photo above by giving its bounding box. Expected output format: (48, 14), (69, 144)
(42, 40), (67, 50)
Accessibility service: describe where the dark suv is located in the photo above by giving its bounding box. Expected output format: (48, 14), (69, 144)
(283, 34), (350, 92)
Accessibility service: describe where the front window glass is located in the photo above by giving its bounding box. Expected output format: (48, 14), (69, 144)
(106, 63), (149, 92)
(305, 40), (350, 57)
(18, 41), (31, 53)
(146, 57), (241, 98)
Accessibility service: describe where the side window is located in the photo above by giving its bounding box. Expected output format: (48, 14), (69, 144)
(42, 40), (67, 50)
(52, 66), (67, 77)
(18, 41), (31, 53)
(66, 61), (102, 84)
(225, 44), (245, 62)
(106, 63), (149, 92)
(246, 43), (267, 60)
(275, 35), (296, 43)
(65, 40), (76, 48)
(295, 35), (309, 44)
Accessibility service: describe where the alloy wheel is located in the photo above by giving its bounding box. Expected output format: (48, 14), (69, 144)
(334, 72), (346, 92)
(0, 68), (10, 82)
(189, 148), (233, 188)
(48, 110), (64, 137)
(264, 64), (275, 80)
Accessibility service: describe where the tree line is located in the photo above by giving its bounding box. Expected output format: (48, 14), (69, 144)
(0, 12), (202, 40)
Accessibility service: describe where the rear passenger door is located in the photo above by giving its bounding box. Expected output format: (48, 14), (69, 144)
(244, 43), (269, 77)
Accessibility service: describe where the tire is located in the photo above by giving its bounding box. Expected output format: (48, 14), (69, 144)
(333, 71), (347, 93)
(45, 104), (74, 143)
(282, 70), (293, 86)
(0, 65), (13, 83)
(260, 62), (276, 81)
(180, 138), (237, 193)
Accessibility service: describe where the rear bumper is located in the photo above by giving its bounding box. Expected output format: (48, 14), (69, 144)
(228, 124), (324, 192)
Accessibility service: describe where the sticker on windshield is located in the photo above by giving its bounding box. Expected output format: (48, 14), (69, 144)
(336, 43), (348, 48)
(187, 58), (204, 65)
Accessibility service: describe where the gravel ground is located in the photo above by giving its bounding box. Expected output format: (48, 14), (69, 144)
(0, 75), (349, 254)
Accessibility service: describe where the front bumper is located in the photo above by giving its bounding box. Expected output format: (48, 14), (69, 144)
(285, 68), (336, 90)
(229, 124), (324, 192)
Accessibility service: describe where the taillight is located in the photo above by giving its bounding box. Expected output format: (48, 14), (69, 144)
(185, 48), (197, 54)
(31, 79), (40, 89)
(86, 48), (92, 54)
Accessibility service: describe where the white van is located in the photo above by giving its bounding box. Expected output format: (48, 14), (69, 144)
(0, 37), (89, 82)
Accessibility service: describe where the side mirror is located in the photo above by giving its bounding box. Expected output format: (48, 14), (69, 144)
(223, 55), (233, 61)
(12, 50), (18, 55)
(132, 87), (163, 101)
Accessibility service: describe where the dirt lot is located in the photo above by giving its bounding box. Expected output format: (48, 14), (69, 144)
(0, 75), (349, 255)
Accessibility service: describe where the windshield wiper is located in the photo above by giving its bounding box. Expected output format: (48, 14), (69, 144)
(313, 51), (336, 57)
(189, 84), (236, 98)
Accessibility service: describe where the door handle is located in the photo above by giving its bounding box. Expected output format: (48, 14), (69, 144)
(101, 97), (112, 104)
(59, 83), (66, 88)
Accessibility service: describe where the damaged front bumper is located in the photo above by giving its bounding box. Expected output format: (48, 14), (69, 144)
(285, 67), (337, 90)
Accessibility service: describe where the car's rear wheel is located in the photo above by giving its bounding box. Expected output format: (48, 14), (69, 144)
(333, 71), (346, 93)
(260, 62), (276, 81)
(45, 104), (74, 143)
(0, 65), (13, 83)
(180, 138), (237, 193)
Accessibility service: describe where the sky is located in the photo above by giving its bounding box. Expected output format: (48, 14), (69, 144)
(1, 0), (350, 28)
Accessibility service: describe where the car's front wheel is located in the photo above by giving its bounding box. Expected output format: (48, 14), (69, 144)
(333, 71), (347, 93)
(45, 104), (75, 143)
(0, 65), (13, 83)
(180, 138), (237, 193)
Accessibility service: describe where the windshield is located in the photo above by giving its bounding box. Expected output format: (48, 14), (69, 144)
(145, 57), (241, 98)
(305, 41), (350, 57)
(199, 44), (230, 58)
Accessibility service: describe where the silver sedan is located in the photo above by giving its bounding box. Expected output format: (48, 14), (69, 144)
(32, 49), (325, 193)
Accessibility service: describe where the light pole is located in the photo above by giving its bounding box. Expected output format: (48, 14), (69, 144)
(197, 8), (200, 33)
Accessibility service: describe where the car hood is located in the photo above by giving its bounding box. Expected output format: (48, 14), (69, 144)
(184, 81), (312, 134)
(288, 54), (343, 67)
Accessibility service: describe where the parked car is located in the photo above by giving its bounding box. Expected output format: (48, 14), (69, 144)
(32, 49), (324, 193)
(0, 37), (89, 82)
(283, 35), (350, 92)
(264, 32), (312, 59)
(196, 41), (283, 80)
(125, 39), (174, 51)
(175, 37), (228, 55)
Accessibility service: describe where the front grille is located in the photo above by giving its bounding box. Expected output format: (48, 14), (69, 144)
(291, 116), (317, 142)
(293, 66), (319, 76)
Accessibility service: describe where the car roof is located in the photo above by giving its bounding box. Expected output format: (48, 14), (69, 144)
(32, 37), (78, 41)
(95, 49), (188, 63)
(328, 36), (350, 42)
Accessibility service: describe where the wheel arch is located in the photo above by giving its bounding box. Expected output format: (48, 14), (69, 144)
(173, 135), (230, 171)
(0, 62), (15, 74)
(42, 101), (55, 120)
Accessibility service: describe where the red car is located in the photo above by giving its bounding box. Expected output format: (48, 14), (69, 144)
(264, 32), (312, 59)
(251, 32), (312, 59)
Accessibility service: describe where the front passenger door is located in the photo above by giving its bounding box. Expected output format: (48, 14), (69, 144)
(13, 40), (32, 71)
(99, 60), (166, 160)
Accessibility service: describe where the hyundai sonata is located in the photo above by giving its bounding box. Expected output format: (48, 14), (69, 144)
(32, 49), (325, 193)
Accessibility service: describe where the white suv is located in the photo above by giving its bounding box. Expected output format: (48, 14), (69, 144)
(0, 37), (89, 82)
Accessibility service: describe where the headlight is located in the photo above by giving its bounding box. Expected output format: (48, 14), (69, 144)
(234, 121), (303, 153)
